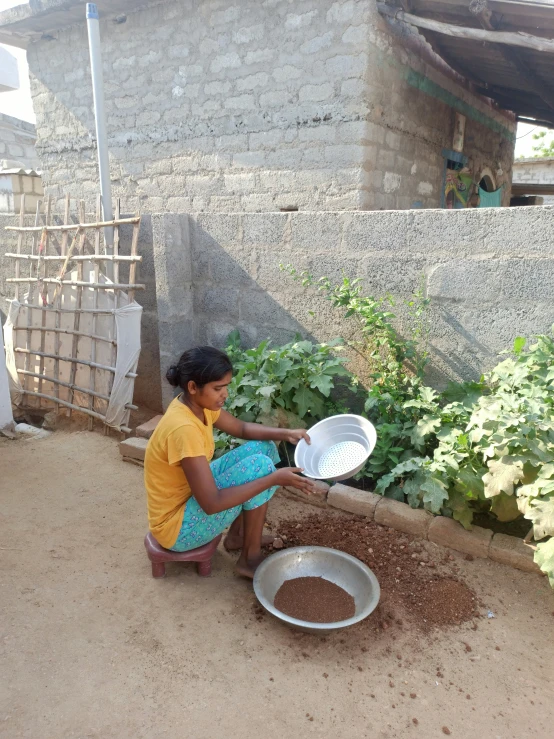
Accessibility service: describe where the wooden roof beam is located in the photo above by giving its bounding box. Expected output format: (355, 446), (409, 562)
(377, 3), (554, 53)
(468, 1), (554, 114)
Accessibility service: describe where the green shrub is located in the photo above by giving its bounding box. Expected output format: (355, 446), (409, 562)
(214, 331), (350, 456)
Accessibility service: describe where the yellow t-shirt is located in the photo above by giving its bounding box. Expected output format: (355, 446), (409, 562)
(144, 396), (221, 548)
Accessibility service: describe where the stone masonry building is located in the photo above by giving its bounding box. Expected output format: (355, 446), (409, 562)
(0, 0), (516, 213)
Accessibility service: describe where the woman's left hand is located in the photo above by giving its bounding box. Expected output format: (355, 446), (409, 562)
(283, 429), (311, 445)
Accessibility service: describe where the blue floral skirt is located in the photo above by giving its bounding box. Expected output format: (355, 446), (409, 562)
(170, 440), (280, 552)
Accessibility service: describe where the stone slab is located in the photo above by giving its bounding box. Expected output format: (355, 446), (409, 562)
(136, 415), (163, 439)
(428, 517), (492, 558)
(374, 498), (433, 538)
(327, 484), (381, 520)
(122, 456), (145, 468)
(489, 533), (541, 574)
(119, 437), (148, 462)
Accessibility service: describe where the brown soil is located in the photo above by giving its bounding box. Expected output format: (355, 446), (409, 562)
(274, 576), (355, 623)
(2, 431), (553, 739)
(277, 513), (477, 630)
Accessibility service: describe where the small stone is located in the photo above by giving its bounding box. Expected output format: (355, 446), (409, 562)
(412, 718), (419, 725)
(323, 673), (328, 678)
(410, 693), (417, 699)
(272, 537), (284, 550)
(442, 728), (451, 736)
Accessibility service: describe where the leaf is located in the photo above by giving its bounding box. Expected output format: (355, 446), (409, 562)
(490, 492), (521, 522)
(292, 386), (321, 419)
(310, 374), (334, 397)
(384, 485), (405, 502)
(513, 336), (526, 355)
(534, 537), (554, 587)
(453, 506), (474, 530)
(411, 415), (442, 450)
(420, 476), (449, 513)
(258, 385), (277, 398)
(525, 494), (554, 540)
(482, 457), (524, 498)
(403, 471), (426, 508)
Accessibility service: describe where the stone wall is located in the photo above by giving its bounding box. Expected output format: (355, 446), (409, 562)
(153, 206), (554, 407)
(0, 113), (40, 170)
(513, 158), (554, 206)
(0, 212), (162, 411)
(26, 0), (515, 213)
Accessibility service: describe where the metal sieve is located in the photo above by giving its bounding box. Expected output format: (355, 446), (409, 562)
(294, 414), (377, 481)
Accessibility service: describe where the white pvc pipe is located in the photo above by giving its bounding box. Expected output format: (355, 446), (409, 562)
(86, 3), (114, 251)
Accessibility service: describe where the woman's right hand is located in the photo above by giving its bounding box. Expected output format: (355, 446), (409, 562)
(273, 467), (316, 493)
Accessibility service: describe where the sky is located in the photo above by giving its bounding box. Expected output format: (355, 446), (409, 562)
(0, 0), (551, 156)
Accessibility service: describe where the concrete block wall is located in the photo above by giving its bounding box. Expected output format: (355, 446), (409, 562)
(26, 0), (515, 213)
(0, 211), (162, 411)
(0, 113), (40, 170)
(153, 206), (554, 402)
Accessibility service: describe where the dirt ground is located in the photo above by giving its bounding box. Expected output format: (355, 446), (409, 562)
(1, 430), (553, 739)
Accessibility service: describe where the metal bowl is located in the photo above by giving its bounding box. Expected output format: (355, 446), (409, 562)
(253, 546), (380, 635)
(295, 414), (377, 481)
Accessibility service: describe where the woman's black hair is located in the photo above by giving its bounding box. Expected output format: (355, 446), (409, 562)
(166, 346), (233, 393)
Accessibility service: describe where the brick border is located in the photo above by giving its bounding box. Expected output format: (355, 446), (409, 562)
(118, 425), (541, 576)
(306, 483), (540, 575)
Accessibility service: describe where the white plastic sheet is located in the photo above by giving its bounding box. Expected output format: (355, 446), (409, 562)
(105, 302), (142, 429)
(0, 315), (16, 434)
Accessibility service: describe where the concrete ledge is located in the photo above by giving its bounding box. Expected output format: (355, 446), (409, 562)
(327, 484), (381, 519)
(428, 517), (492, 558)
(119, 437), (148, 462)
(136, 415), (163, 439)
(489, 533), (540, 573)
(323, 483), (542, 577)
(374, 497), (433, 538)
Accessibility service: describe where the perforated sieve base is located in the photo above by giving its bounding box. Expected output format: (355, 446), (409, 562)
(317, 441), (368, 478)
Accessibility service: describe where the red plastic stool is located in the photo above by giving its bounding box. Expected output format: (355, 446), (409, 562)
(144, 532), (222, 578)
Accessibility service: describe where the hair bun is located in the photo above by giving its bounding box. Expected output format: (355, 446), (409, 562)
(166, 365), (179, 387)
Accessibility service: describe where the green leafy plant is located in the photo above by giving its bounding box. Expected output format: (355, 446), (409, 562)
(214, 331), (350, 456)
(281, 266), (433, 481)
(376, 332), (554, 583)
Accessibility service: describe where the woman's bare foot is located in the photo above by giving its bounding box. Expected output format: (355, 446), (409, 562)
(235, 552), (265, 579)
(224, 532), (274, 552)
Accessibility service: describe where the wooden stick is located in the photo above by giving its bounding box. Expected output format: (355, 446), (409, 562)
(127, 217), (141, 303)
(376, 3), (554, 54)
(11, 301), (119, 316)
(14, 347), (137, 377)
(17, 369), (137, 407)
(5, 254), (142, 262)
(37, 196), (52, 405)
(13, 195), (26, 374)
(14, 194), (25, 302)
(17, 323), (116, 344)
(5, 216), (141, 232)
(21, 199), (42, 407)
(105, 199), (122, 437)
(123, 213), (142, 432)
(7, 278), (145, 290)
(67, 201), (87, 417)
(53, 195), (71, 407)
(88, 195), (102, 431)
(18, 389), (131, 433)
